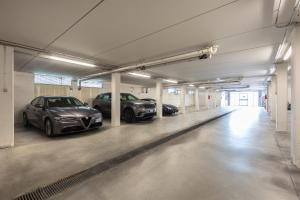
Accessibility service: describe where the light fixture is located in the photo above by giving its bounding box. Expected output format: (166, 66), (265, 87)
(288, 65), (292, 71)
(275, 44), (283, 60)
(216, 78), (221, 81)
(163, 79), (178, 84)
(128, 72), (151, 78)
(283, 46), (292, 61)
(199, 86), (206, 89)
(266, 77), (271, 81)
(269, 67), (275, 74)
(42, 55), (97, 67)
(189, 84), (195, 87)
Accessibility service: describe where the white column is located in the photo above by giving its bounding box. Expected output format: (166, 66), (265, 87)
(291, 25), (300, 166)
(276, 63), (288, 132)
(111, 73), (121, 127)
(70, 80), (80, 99)
(195, 88), (200, 111)
(205, 90), (209, 109)
(0, 45), (14, 148)
(156, 79), (163, 118)
(270, 77), (277, 121)
(180, 86), (186, 114)
(266, 82), (271, 113)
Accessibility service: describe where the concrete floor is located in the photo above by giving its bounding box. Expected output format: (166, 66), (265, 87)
(0, 107), (233, 199)
(50, 108), (299, 200)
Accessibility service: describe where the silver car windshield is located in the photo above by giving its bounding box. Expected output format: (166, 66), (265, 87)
(47, 97), (84, 107)
(121, 94), (139, 101)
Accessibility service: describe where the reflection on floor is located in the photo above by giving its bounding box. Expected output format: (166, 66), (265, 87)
(51, 108), (299, 200)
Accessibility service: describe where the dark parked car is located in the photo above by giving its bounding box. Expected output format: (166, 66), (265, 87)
(92, 93), (156, 123)
(23, 96), (103, 136)
(141, 98), (179, 116)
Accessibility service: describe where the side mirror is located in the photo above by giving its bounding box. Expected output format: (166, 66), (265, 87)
(83, 102), (89, 106)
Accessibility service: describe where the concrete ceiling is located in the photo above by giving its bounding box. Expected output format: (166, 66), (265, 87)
(0, 0), (295, 88)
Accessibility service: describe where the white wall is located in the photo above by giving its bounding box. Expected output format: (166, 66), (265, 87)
(0, 46), (14, 147)
(14, 72), (34, 124)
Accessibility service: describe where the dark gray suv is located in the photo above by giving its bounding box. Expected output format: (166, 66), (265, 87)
(92, 93), (156, 123)
(23, 96), (103, 136)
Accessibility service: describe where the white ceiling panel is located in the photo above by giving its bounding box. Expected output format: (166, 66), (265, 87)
(94, 0), (275, 65)
(0, 0), (101, 48)
(147, 45), (276, 82)
(49, 0), (234, 57)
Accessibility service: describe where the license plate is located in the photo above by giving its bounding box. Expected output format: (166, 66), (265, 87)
(95, 118), (102, 123)
(147, 109), (154, 113)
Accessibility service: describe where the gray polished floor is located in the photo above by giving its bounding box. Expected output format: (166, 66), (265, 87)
(51, 108), (298, 200)
(1, 107), (233, 199)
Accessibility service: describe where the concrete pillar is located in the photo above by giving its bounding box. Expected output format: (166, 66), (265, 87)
(291, 25), (300, 166)
(0, 45), (14, 148)
(156, 79), (163, 118)
(276, 63), (288, 132)
(111, 73), (121, 127)
(205, 90), (209, 109)
(195, 88), (200, 111)
(267, 84), (271, 112)
(270, 77), (277, 121)
(180, 86), (186, 114)
(70, 80), (80, 99)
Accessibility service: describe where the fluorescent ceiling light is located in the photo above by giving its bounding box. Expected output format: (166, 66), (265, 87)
(43, 55), (97, 67)
(283, 46), (292, 61)
(163, 79), (178, 84)
(199, 86), (206, 89)
(288, 65), (292, 71)
(128, 72), (151, 78)
(266, 77), (271, 82)
(275, 44), (283, 60)
(189, 84), (195, 87)
(269, 68), (275, 74)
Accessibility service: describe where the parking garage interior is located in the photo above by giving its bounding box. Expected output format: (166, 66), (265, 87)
(0, 0), (300, 199)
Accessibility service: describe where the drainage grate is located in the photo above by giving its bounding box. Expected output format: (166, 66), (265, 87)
(14, 111), (234, 200)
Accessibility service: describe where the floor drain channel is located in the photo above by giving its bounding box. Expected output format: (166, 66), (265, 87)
(14, 111), (234, 200)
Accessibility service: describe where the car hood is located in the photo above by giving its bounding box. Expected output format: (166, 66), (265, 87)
(163, 104), (178, 109)
(128, 100), (155, 106)
(48, 106), (99, 117)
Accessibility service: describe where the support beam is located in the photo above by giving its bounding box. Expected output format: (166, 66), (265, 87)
(0, 45), (14, 148)
(111, 73), (121, 127)
(180, 86), (186, 114)
(276, 63), (288, 132)
(195, 88), (200, 111)
(270, 77), (277, 121)
(266, 82), (271, 113)
(291, 25), (300, 166)
(156, 79), (163, 118)
(205, 90), (209, 109)
(70, 80), (80, 99)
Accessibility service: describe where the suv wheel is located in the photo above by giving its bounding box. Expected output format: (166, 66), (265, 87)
(124, 109), (136, 123)
(45, 119), (54, 137)
(23, 113), (30, 127)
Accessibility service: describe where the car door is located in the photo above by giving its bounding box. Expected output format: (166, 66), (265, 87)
(101, 93), (112, 114)
(26, 97), (40, 125)
(32, 97), (45, 128)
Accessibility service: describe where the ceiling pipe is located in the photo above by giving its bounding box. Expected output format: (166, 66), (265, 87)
(79, 45), (218, 81)
(165, 77), (242, 87)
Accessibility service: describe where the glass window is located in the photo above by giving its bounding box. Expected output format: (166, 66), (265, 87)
(81, 80), (103, 88)
(121, 93), (139, 101)
(46, 97), (84, 107)
(34, 74), (72, 86)
(38, 97), (45, 107)
(31, 97), (40, 106)
(102, 94), (111, 101)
